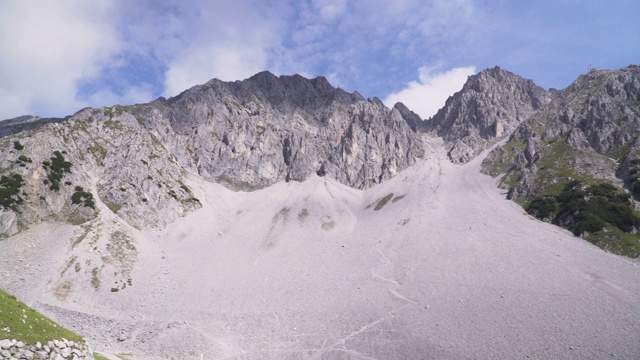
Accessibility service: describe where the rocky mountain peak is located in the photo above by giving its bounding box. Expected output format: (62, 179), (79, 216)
(425, 66), (551, 163)
(393, 102), (422, 132)
(481, 65), (640, 256)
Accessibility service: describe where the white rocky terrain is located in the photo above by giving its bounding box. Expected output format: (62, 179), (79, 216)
(1, 137), (639, 359)
(2, 66), (640, 359)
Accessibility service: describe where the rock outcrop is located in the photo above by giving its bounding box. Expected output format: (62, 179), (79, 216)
(481, 65), (640, 257)
(483, 65), (640, 199)
(137, 71), (424, 190)
(425, 66), (551, 163)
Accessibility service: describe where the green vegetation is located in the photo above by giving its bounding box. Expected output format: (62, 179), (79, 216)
(526, 181), (640, 258)
(0, 288), (85, 344)
(91, 267), (101, 289)
(103, 120), (123, 130)
(107, 231), (137, 289)
(628, 159), (640, 199)
(102, 197), (122, 214)
(42, 151), (72, 191)
(374, 193), (394, 211)
(87, 144), (107, 165)
(71, 186), (96, 209)
(178, 180), (192, 195)
(167, 189), (178, 200)
(71, 224), (92, 249)
(13, 141), (24, 151)
(526, 196), (557, 220)
(215, 174), (258, 192)
(0, 173), (25, 211)
(231, 101), (243, 110)
(487, 139), (526, 176)
(15, 155), (32, 167)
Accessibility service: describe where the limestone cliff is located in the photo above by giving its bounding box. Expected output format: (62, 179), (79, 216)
(0, 72), (423, 237)
(425, 66), (551, 163)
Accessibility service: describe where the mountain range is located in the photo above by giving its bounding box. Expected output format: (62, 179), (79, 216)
(0, 65), (639, 359)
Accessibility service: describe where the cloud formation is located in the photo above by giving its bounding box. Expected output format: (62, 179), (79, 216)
(0, 0), (638, 120)
(159, 0), (291, 96)
(0, 1), (121, 118)
(384, 66), (476, 120)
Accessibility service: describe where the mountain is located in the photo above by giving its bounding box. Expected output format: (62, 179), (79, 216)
(1, 67), (640, 359)
(482, 65), (640, 256)
(0, 71), (423, 238)
(425, 66), (551, 163)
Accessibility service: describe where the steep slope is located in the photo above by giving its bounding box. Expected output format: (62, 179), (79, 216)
(0, 72), (424, 239)
(425, 66), (551, 163)
(482, 65), (640, 256)
(1, 140), (639, 359)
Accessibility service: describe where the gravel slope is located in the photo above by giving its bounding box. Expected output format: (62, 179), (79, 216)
(1, 138), (639, 359)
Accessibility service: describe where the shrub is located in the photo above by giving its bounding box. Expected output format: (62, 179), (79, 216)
(552, 181), (639, 236)
(0, 173), (26, 211)
(71, 189), (96, 209)
(526, 197), (557, 220)
(13, 141), (24, 150)
(44, 151), (72, 192)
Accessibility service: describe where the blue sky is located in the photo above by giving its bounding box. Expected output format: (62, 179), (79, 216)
(1, 0), (639, 121)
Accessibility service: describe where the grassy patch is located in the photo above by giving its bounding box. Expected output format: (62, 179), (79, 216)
(103, 120), (123, 130)
(0, 288), (85, 344)
(108, 231), (137, 264)
(216, 174), (258, 192)
(101, 196), (122, 214)
(88, 144), (107, 166)
(91, 267), (101, 290)
(490, 140), (526, 176)
(374, 193), (394, 211)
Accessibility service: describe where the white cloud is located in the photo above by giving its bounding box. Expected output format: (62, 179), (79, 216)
(86, 85), (156, 110)
(313, 0), (348, 21)
(0, 1), (121, 119)
(161, 0), (290, 97)
(383, 66), (476, 120)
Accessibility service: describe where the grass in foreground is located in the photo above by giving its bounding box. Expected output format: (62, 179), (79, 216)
(0, 288), (84, 344)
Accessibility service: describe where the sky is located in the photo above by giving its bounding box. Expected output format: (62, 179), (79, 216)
(1, 0), (639, 121)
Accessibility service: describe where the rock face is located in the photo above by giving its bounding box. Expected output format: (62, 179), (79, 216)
(482, 65), (640, 257)
(425, 66), (551, 163)
(483, 65), (640, 199)
(0, 71), (423, 238)
(137, 71), (423, 190)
